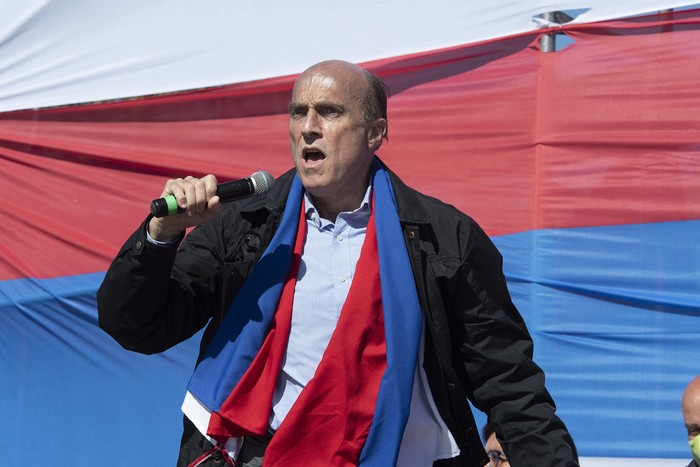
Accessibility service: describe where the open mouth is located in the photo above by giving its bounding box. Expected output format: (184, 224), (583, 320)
(303, 149), (326, 162)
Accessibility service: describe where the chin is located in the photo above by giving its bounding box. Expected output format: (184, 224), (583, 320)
(297, 176), (322, 193)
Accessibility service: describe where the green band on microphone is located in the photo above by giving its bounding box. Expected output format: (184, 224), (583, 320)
(165, 195), (179, 216)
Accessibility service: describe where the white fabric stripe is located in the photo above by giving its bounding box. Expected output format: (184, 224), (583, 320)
(182, 391), (244, 460)
(397, 328), (460, 465)
(0, 0), (697, 112)
(181, 391), (216, 444)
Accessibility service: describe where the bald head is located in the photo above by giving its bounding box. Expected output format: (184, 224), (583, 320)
(298, 60), (365, 80)
(683, 375), (700, 441)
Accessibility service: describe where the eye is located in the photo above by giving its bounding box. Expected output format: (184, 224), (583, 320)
(317, 104), (344, 118)
(689, 424), (700, 438)
(288, 104), (307, 119)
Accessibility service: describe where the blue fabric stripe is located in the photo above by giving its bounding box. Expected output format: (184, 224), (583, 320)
(2, 219), (698, 462)
(1, 271), (199, 467)
(186, 176), (303, 410)
(490, 220), (700, 458)
(359, 162), (423, 465)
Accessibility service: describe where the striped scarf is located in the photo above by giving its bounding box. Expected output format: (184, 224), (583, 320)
(184, 161), (423, 466)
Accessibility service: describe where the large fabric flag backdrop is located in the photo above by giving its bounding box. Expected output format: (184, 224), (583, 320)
(0, 1), (698, 466)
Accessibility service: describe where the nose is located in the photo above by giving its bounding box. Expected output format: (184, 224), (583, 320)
(301, 109), (321, 139)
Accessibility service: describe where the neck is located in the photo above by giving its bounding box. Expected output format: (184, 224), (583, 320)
(306, 169), (372, 221)
(310, 194), (363, 221)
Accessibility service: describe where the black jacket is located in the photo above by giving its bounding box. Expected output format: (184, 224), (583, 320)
(98, 165), (578, 466)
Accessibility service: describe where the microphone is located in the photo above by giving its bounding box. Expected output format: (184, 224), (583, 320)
(150, 170), (275, 218)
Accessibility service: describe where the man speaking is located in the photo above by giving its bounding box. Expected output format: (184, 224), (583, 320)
(97, 60), (578, 466)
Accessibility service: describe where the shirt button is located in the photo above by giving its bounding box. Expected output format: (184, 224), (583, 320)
(340, 276), (346, 283)
(337, 235), (344, 242)
(310, 212), (317, 220)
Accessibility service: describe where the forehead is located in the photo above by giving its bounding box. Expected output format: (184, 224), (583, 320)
(485, 433), (500, 448)
(291, 66), (367, 106)
(685, 391), (700, 415)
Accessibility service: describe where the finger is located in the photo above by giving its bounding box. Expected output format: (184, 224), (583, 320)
(202, 174), (219, 198)
(162, 178), (188, 211)
(182, 176), (206, 217)
(160, 175), (220, 219)
(191, 176), (208, 215)
(201, 199), (222, 222)
(199, 174), (220, 212)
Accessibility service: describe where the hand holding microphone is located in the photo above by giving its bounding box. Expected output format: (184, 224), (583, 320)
(147, 170), (275, 242)
(150, 170), (275, 218)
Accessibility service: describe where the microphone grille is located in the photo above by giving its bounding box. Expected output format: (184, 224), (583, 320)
(250, 170), (275, 195)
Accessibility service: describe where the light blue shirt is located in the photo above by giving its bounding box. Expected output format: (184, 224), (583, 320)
(270, 188), (371, 429)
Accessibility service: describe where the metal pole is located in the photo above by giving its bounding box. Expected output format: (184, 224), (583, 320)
(540, 11), (556, 53)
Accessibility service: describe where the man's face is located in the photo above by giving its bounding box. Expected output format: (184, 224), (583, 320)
(485, 433), (509, 467)
(289, 63), (384, 213)
(683, 381), (700, 441)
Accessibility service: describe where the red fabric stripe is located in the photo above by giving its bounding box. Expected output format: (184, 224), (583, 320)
(1, 10), (699, 279)
(263, 207), (386, 466)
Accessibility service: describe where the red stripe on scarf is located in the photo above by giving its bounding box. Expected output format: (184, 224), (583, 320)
(265, 207), (386, 466)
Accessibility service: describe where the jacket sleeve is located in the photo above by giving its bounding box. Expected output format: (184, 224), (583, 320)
(453, 219), (579, 466)
(97, 216), (227, 355)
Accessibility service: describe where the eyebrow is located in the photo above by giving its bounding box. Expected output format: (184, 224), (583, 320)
(288, 101), (346, 114)
(288, 101), (305, 113)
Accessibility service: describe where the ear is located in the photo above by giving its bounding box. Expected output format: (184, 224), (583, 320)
(367, 118), (388, 150)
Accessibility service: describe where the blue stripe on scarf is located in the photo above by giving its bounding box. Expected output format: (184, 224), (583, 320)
(359, 161), (423, 466)
(187, 176), (303, 410)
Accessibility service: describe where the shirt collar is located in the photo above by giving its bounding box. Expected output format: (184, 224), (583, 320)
(304, 184), (372, 229)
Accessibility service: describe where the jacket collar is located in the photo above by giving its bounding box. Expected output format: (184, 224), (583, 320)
(381, 161), (431, 226)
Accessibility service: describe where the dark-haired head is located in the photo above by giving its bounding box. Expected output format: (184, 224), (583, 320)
(482, 422), (495, 442)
